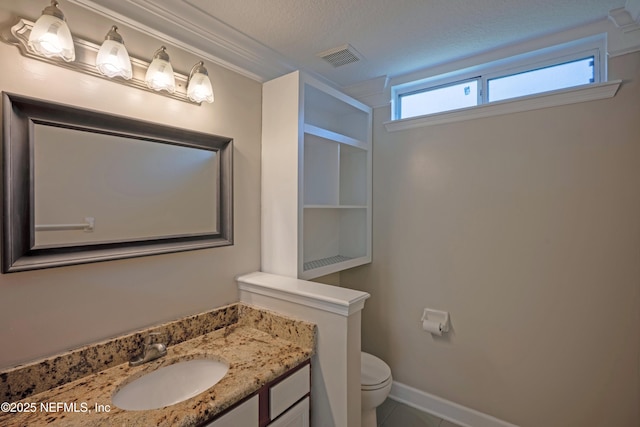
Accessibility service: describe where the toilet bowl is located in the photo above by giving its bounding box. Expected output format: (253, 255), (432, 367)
(361, 352), (392, 427)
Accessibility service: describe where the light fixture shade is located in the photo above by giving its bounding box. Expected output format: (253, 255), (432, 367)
(187, 61), (214, 103)
(96, 26), (132, 79)
(28, 1), (75, 62)
(145, 46), (175, 93)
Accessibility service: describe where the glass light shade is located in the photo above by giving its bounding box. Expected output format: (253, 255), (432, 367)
(96, 26), (132, 79)
(187, 62), (214, 103)
(145, 46), (175, 93)
(28, 1), (75, 62)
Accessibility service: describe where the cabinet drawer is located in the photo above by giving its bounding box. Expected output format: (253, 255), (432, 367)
(204, 395), (259, 427)
(268, 396), (309, 427)
(269, 364), (310, 419)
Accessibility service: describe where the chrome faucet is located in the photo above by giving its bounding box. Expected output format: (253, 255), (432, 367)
(129, 332), (167, 367)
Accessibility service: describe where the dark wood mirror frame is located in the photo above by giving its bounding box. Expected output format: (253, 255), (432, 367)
(2, 92), (233, 273)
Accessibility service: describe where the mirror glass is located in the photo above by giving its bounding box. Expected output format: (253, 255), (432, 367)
(2, 92), (233, 273)
(33, 124), (218, 247)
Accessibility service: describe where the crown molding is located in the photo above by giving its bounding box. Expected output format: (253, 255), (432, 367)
(67, 0), (296, 82)
(609, 0), (640, 33)
(625, 0), (640, 22)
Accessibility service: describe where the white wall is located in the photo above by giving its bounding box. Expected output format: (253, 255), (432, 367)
(342, 52), (640, 427)
(0, 1), (262, 369)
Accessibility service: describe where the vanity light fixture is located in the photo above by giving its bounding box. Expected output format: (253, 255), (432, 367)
(2, 16), (210, 104)
(28, 0), (75, 62)
(187, 61), (214, 104)
(145, 46), (176, 93)
(96, 26), (132, 80)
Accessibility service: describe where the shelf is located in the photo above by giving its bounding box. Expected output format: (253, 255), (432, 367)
(303, 255), (354, 271)
(301, 254), (371, 280)
(304, 205), (367, 209)
(303, 124), (367, 150)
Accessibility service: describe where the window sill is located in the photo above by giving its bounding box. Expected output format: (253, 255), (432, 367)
(383, 80), (621, 132)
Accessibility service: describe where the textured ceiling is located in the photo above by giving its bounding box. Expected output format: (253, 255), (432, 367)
(73, 0), (626, 87)
(185, 0), (625, 85)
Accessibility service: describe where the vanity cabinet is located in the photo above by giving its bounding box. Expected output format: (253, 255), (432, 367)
(268, 397), (309, 427)
(203, 362), (310, 427)
(205, 395), (259, 427)
(262, 70), (372, 280)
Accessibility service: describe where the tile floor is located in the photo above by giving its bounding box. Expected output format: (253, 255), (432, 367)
(376, 398), (464, 427)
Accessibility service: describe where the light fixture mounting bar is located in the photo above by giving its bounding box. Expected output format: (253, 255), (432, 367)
(2, 18), (196, 105)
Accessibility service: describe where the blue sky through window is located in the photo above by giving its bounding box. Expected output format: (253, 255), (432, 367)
(488, 57), (594, 102)
(400, 80), (478, 119)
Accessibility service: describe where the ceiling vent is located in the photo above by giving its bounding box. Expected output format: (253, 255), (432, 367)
(317, 44), (362, 67)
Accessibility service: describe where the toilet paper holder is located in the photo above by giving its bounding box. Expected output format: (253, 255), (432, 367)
(421, 308), (450, 335)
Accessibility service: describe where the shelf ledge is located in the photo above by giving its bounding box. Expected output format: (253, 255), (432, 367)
(304, 205), (367, 209)
(300, 255), (371, 280)
(237, 271), (370, 316)
(304, 124), (368, 149)
(303, 255), (353, 271)
(384, 80), (622, 132)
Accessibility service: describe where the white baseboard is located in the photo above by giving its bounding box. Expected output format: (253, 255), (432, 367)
(388, 381), (520, 427)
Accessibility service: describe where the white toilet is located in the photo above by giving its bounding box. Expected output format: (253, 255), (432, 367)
(361, 351), (392, 427)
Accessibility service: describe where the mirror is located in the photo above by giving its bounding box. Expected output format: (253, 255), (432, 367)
(2, 92), (233, 273)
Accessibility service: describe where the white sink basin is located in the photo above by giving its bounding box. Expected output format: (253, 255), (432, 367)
(112, 359), (229, 411)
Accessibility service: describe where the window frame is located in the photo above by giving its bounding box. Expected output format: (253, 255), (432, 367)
(391, 35), (607, 121)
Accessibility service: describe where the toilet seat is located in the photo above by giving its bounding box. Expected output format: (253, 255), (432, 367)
(361, 352), (392, 391)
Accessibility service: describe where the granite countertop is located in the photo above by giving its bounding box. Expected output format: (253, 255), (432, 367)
(0, 304), (315, 427)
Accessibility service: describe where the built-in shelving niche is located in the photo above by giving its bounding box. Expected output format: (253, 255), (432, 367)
(262, 71), (372, 280)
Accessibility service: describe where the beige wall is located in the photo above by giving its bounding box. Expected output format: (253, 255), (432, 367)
(342, 52), (640, 427)
(0, 1), (261, 369)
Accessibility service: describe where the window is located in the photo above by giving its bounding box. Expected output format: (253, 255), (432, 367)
(392, 35), (606, 121)
(399, 79), (479, 118)
(486, 56), (595, 102)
